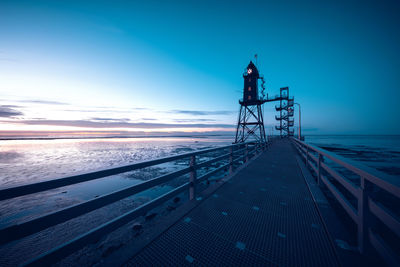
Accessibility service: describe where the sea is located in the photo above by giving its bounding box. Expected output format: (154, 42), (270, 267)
(0, 135), (399, 265)
(305, 135), (400, 176)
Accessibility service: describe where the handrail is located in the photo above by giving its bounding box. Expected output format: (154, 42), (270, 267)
(291, 137), (400, 264)
(321, 161), (359, 197)
(0, 140), (267, 266)
(0, 167), (193, 245)
(292, 138), (400, 196)
(24, 182), (191, 267)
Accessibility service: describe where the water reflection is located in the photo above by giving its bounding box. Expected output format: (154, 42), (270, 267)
(0, 136), (231, 228)
(0, 137), (231, 187)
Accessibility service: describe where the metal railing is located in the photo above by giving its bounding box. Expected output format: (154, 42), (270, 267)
(0, 141), (267, 266)
(291, 138), (400, 265)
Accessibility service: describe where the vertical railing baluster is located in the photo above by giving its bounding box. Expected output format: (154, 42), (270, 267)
(358, 176), (372, 254)
(189, 155), (196, 200)
(229, 146), (233, 174)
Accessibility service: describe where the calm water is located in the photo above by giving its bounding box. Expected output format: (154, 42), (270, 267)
(0, 136), (232, 188)
(305, 135), (400, 176)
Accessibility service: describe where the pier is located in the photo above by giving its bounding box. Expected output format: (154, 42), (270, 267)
(126, 139), (339, 266)
(2, 1), (400, 266)
(0, 138), (399, 266)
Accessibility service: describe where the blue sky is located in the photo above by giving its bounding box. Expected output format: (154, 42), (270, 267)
(1, 0), (399, 136)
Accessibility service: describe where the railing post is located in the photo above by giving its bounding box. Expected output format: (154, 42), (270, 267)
(245, 144), (249, 163)
(189, 155), (196, 200)
(229, 146), (233, 174)
(358, 176), (372, 254)
(317, 153), (322, 186)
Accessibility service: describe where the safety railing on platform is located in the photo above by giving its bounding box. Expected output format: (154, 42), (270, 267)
(291, 138), (400, 265)
(0, 141), (268, 266)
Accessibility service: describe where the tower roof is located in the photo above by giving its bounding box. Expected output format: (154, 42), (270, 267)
(246, 61), (259, 76)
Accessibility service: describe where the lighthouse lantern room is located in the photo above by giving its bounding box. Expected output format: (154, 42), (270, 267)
(243, 61), (259, 104)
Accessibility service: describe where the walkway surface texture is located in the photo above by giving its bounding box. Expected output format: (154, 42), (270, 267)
(125, 139), (340, 266)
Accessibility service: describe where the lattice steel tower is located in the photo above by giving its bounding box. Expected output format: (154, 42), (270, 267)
(234, 61), (267, 143)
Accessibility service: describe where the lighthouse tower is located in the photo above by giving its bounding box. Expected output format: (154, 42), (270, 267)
(234, 61), (267, 143)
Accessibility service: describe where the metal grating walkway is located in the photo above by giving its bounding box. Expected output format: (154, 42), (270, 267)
(125, 139), (340, 266)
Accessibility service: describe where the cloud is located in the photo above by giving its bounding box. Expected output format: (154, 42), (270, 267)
(63, 107), (148, 113)
(4, 119), (234, 129)
(63, 109), (129, 113)
(173, 119), (217, 122)
(132, 107), (151, 110)
(0, 104), (23, 108)
(19, 100), (69, 105)
(0, 106), (23, 117)
(93, 106), (150, 111)
(0, 130), (236, 139)
(90, 117), (131, 122)
(170, 110), (235, 116)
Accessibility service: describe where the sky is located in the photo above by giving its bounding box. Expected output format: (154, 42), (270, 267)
(1, 0), (399, 137)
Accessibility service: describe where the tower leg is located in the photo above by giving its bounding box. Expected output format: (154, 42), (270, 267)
(234, 103), (267, 144)
(242, 106), (246, 142)
(234, 105), (243, 143)
(258, 104), (267, 143)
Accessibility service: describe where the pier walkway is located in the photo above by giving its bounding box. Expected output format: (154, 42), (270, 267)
(126, 139), (340, 266)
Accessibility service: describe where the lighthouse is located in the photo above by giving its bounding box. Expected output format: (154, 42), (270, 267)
(243, 61), (259, 103)
(234, 61), (267, 143)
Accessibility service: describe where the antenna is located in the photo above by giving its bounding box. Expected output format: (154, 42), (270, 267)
(254, 54), (258, 67)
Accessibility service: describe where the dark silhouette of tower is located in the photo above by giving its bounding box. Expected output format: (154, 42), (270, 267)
(234, 61), (267, 143)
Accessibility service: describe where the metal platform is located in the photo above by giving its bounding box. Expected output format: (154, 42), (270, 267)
(125, 139), (340, 266)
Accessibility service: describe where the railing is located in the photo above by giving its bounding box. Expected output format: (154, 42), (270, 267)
(275, 104), (287, 111)
(275, 115), (294, 122)
(291, 138), (400, 265)
(0, 141), (267, 266)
